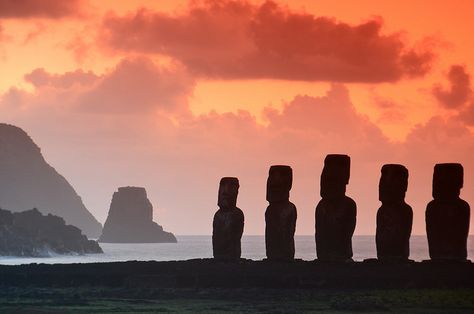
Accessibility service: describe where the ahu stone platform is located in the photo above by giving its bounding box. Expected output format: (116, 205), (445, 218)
(0, 259), (473, 289)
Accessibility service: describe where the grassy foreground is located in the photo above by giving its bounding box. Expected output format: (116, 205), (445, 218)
(1, 288), (473, 313)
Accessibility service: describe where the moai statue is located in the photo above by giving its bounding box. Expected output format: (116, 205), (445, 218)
(376, 164), (413, 260)
(265, 165), (297, 261)
(315, 154), (356, 261)
(426, 163), (470, 261)
(212, 177), (244, 261)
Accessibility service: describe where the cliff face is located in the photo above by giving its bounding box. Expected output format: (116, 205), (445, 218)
(99, 187), (177, 243)
(0, 123), (102, 238)
(0, 208), (102, 257)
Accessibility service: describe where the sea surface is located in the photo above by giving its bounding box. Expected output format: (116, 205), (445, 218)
(1, 235), (473, 265)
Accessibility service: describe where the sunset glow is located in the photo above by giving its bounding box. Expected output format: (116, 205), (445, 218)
(1, 0), (473, 235)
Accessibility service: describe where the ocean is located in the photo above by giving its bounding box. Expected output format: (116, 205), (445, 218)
(0, 235), (473, 265)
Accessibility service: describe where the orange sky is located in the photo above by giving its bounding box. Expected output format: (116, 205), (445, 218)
(0, 0), (473, 235)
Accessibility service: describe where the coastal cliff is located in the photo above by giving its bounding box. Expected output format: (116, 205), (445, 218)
(0, 124), (102, 238)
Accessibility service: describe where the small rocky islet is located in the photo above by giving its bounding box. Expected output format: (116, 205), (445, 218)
(99, 186), (177, 243)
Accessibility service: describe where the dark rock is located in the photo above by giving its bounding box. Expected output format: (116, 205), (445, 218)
(426, 163), (470, 261)
(99, 187), (176, 243)
(265, 165), (297, 261)
(0, 208), (102, 257)
(212, 177), (244, 261)
(0, 123), (102, 238)
(315, 154), (356, 261)
(376, 164), (413, 260)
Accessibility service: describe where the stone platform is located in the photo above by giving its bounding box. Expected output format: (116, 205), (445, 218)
(0, 259), (473, 289)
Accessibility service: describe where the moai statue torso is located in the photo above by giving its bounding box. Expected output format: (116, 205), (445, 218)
(212, 177), (244, 261)
(265, 165), (297, 261)
(315, 154), (356, 261)
(376, 164), (413, 260)
(426, 163), (470, 261)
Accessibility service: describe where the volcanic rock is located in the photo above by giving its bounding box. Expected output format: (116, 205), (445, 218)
(426, 163), (470, 260)
(213, 177), (244, 261)
(0, 208), (102, 257)
(376, 164), (413, 260)
(99, 187), (177, 243)
(315, 154), (357, 261)
(265, 165), (297, 261)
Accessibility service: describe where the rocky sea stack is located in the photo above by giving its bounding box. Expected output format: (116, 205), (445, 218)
(0, 208), (102, 257)
(0, 123), (102, 238)
(99, 187), (177, 243)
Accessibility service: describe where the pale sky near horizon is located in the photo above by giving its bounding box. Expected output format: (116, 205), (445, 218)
(0, 0), (473, 235)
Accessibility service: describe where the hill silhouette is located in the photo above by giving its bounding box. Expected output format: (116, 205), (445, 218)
(0, 123), (102, 237)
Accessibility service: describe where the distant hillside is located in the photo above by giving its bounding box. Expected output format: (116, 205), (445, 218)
(0, 123), (102, 237)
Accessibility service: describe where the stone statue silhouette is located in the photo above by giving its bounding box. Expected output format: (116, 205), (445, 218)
(426, 163), (470, 261)
(212, 177), (244, 261)
(315, 154), (356, 261)
(376, 164), (413, 260)
(265, 165), (297, 261)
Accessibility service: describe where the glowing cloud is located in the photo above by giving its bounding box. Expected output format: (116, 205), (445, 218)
(0, 0), (82, 19)
(101, 0), (434, 82)
(433, 65), (472, 109)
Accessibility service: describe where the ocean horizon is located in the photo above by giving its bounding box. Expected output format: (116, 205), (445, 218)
(0, 235), (473, 265)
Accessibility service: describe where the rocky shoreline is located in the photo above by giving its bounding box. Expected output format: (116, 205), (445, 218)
(0, 208), (102, 257)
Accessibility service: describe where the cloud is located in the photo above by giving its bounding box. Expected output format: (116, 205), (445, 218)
(101, 0), (434, 82)
(0, 0), (81, 19)
(0, 81), (393, 235)
(405, 116), (474, 158)
(124, 84), (398, 235)
(0, 88), (27, 109)
(78, 58), (194, 114)
(65, 34), (92, 64)
(25, 68), (98, 88)
(458, 101), (474, 126)
(371, 95), (406, 123)
(433, 65), (472, 109)
(0, 22), (9, 44)
(21, 57), (195, 115)
(22, 22), (47, 44)
(2, 61), (473, 236)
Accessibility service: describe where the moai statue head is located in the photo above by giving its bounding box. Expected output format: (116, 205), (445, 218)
(218, 177), (239, 210)
(320, 154), (350, 199)
(433, 163), (463, 200)
(379, 164), (409, 204)
(266, 165), (293, 203)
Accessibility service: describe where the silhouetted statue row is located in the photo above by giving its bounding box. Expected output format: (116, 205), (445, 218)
(212, 155), (471, 263)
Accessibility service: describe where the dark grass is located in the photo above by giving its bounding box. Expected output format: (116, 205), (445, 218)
(1, 260), (473, 312)
(0, 288), (473, 313)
